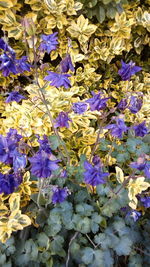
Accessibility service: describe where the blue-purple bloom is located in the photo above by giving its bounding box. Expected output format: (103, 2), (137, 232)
(29, 150), (59, 178)
(83, 160), (108, 186)
(52, 187), (68, 204)
(60, 54), (74, 73)
(86, 92), (109, 111)
(127, 210), (141, 222)
(106, 118), (128, 138)
(118, 60), (142, 81)
(0, 53), (17, 76)
(0, 38), (15, 55)
(55, 112), (71, 128)
(44, 71), (71, 89)
(5, 91), (25, 103)
(128, 96), (143, 114)
(133, 121), (148, 137)
(15, 56), (31, 73)
(0, 172), (21, 195)
(13, 150), (27, 173)
(0, 129), (22, 165)
(72, 102), (87, 114)
(39, 32), (58, 54)
(140, 196), (150, 208)
(37, 135), (51, 154)
(117, 98), (128, 111)
(130, 158), (150, 179)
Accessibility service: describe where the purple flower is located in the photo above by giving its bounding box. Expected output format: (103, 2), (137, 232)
(118, 60), (142, 81)
(83, 160), (108, 186)
(44, 71), (71, 89)
(0, 53), (17, 76)
(52, 187), (68, 204)
(127, 210), (141, 222)
(0, 129), (22, 165)
(133, 121), (148, 137)
(6, 128), (22, 143)
(55, 112), (71, 128)
(39, 32), (58, 54)
(29, 150), (59, 178)
(0, 38), (15, 55)
(16, 56), (31, 73)
(13, 149), (27, 173)
(140, 197), (150, 208)
(106, 118), (128, 138)
(5, 91), (25, 103)
(128, 96), (143, 114)
(60, 169), (67, 178)
(38, 135), (51, 154)
(117, 98), (128, 111)
(0, 172), (21, 195)
(130, 158), (150, 179)
(86, 92), (109, 111)
(60, 54), (74, 73)
(72, 102), (87, 114)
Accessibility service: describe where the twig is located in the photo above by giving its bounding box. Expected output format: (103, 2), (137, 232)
(31, 34), (70, 165)
(86, 234), (97, 248)
(134, 246), (150, 257)
(66, 232), (79, 267)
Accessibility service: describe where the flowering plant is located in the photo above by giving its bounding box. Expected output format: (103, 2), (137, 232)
(0, 0), (150, 266)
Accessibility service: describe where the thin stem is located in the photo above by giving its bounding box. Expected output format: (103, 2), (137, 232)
(31, 34), (70, 165)
(86, 234), (97, 248)
(66, 232), (79, 267)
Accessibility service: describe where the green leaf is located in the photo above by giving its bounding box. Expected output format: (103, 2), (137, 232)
(94, 233), (110, 250)
(76, 203), (94, 216)
(103, 250), (114, 267)
(89, 250), (104, 267)
(36, 233), (49, 248)
(24, 239), (38, 260)
(48, 135), (60, 150)
(82, 247), (94, 264)
(114, 236), (132, 256)
(51, 236), (66, 257)
(47, 213), (62, 236)
(96, 5), (105, 23)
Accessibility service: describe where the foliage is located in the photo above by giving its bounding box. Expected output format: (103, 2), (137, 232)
(0, 0), (150, 266)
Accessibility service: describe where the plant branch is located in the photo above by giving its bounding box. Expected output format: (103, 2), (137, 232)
(66, 232), (79, 267)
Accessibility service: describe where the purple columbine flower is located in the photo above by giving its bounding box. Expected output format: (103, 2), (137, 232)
(60, 54), (74, 73)
(54, 112), (71, 128)
(5, 91), (25, 103)
(130, 158), (150, 179)
(0, 53), (17, 76)
(29, 150), (59, 178)
(140, 196), (150, 208)
(39, 32), (58, 54)
(44, 71), (71, 89)
(118, 60), (142, 81)
(52, 187), (68, 204)
(127, 210), (141, 222)
(0, 38), (15, 55)
(0, 129), (22, 165)
(117, 98), (128, 111)
(16, 56), (31, 73)
(86, 92), (109, 111)
(106, 118), (128, 139)
(83, 160), (108, 186)
(133, 121), (148, 137)
(0, 172), (21, 195)
(13, 149), (27, 173)
(128, 96), (143, 114)
(37, 135), (51, 154)
(72, 102), (88, 114)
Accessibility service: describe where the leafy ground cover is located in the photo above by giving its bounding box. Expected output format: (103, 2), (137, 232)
(0, 0), (150, 266)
